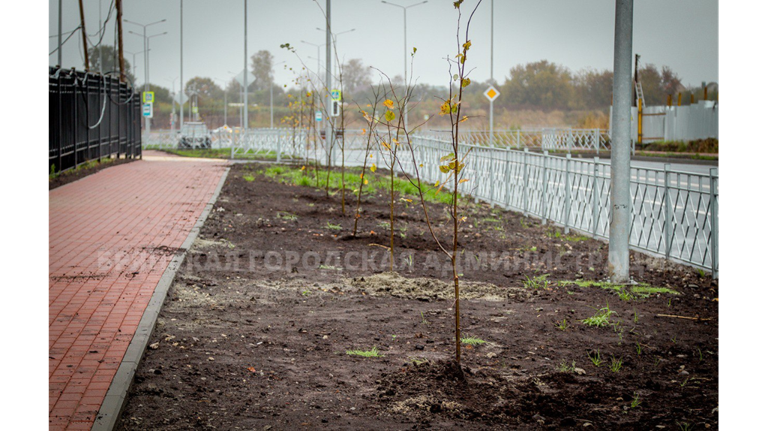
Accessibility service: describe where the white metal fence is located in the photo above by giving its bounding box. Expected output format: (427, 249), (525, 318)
(403, 136), (718, 275)
(141, 127), (718, 275)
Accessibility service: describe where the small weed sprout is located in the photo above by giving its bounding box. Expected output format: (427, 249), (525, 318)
(635, 342), (642, 355)
(618, 289), (634, 302)
(582, 303), (615, 327)
(243, 174), (255, 182)
(555, 319), (569, 331)
(276, 211), (298, 221)
(697, 268), (706, 278)
(588, 350), (603, 367)
(326, 221), (342, 231)
(610, 356), (623, 372)
(557, 360), (576, 373)
(523, 274), (550, 290)
(630, 393), (641, 408)
(420, 311), (429, 325)
(678, 422), (691, 431)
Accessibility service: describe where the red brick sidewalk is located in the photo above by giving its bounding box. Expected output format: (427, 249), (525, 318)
(49, 151), (228, 430)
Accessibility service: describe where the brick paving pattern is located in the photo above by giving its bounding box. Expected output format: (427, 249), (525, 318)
(49, 151), (228, 430)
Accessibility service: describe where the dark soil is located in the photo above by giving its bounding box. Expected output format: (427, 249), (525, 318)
(117, 163), (718, 430)
(49, 157), (137, 190)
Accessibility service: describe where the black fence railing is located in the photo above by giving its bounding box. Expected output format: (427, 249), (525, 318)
(49, 66), (142, 174)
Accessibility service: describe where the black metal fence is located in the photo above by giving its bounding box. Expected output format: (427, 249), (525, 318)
(49, 67), (142, 174)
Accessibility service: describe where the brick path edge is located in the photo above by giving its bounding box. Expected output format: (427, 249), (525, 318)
(92, 167), (230, 431)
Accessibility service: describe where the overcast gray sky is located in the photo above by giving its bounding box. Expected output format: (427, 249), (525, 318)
(49, 0), (718, 91)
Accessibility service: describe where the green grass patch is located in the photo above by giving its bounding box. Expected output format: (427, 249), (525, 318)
(160, 148), (286, 160)
(258, 165), (457, 205)
(460, 337), (487, 346)
(242, 174), (255, 182)
(49, 158), (115, 180)
(346, 347), (382, 358)
(563, 280), (678, 297)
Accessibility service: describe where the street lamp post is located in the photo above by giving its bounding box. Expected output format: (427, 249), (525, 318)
(301, 40), (325, 122)
(381, 0), (427, 131)
(313, 27), (355, 89)
(125, 18), (166, 137)
(124, 49), (147, 78)
(271, 61), (287, 129)
(167, 77), (179, 134)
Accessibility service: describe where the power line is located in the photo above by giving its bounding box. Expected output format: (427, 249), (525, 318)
(49, 25), (82, 57)
(86, 0), (116, 49)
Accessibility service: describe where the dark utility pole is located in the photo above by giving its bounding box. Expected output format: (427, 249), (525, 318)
(78, 0), (89, 71)
(116, 0), (126, 82)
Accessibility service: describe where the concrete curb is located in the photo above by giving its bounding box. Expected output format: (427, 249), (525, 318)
(92, 166), (230, 431)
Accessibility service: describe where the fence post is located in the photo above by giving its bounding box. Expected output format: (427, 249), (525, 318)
(516, 129), (521, 149)
(595, 128), (600, 155)
(592, 157), (599, 235)
(277, 131), (282, 163)
(523, 148), (529, 216)
(564, 154), (571, 234)
(709, 167), (718, 278)
(488, 149), (495, 207)
(664, 163), (672, 259)
(73, 70), (80, 168)
(542, 151), (549, 225)
(503, 148), (512, 209)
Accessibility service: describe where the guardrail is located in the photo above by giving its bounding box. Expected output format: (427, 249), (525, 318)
(405, 136), (718, 276)
(49, 66), (142, 174)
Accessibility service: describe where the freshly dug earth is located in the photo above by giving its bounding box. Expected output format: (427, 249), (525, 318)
(117, 163), (718, 430)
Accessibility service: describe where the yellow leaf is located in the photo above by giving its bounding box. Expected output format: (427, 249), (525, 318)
(383, 99), (394, 109)
(461, 78), (471, 88)
(459, 116), (469, 123)
(300, 165), (306, 171)
(439, 100), (451, 116)
(419, 163), (423, 167)
(439, 165), (450, 174)
(393, 139), (399, 146)
(371, 163), (377, 172)
(360, 173), (364, 179)
(459, 178), (469, 184)
(463, 40), (472, 51)
(364, 179), (369, 185)
(434, 181), (440, 187)
(384, 110), (396, 122)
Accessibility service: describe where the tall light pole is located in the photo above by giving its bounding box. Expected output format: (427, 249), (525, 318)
(125, 18), (166, 136)
(244, 0), (249, 135)
(128, 29), (166, 135)
(325, 0), (332, 166)
(314, 27), (355, 89)
(381, 0), (427, 131)
(270, 61), (287, 129)
(213, 78), (229, 127)
(608, 0), (634, 283)
(180, 0), (184, 129)
(301, 40), (325, 119)
(124, 49), (148, 78)
(167, 77), (179, 133)
(489, 0), (494, 145)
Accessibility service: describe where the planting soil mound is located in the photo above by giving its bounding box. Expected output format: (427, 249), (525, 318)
(350, 272), (530, 302)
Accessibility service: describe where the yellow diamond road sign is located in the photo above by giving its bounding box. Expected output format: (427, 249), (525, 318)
(484, 86), (500, 102)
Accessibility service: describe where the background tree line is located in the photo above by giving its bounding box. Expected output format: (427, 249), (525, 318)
(92, 44), (714, 130)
